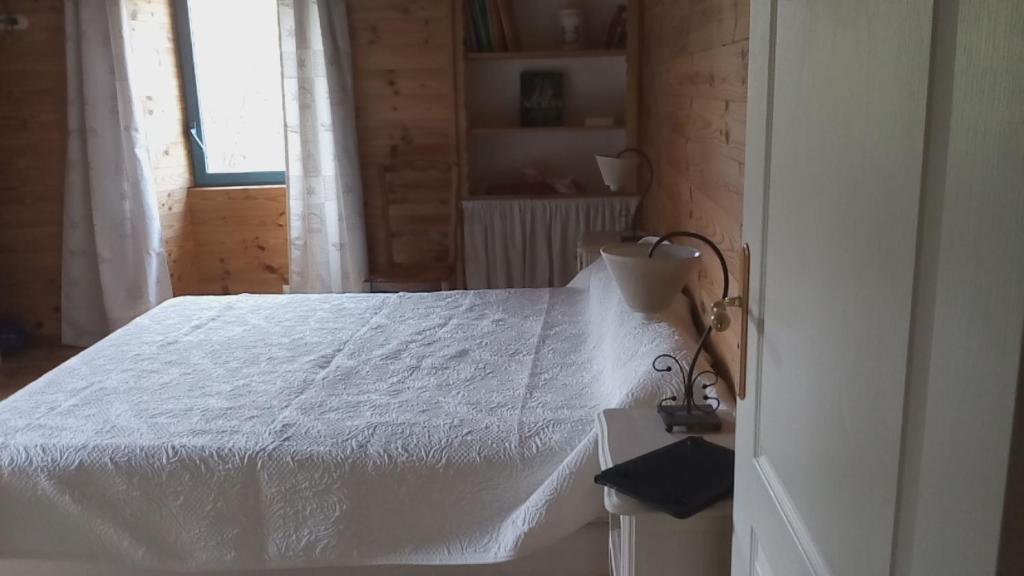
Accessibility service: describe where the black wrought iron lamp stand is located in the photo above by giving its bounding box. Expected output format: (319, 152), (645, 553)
(648, 231), (743, 433)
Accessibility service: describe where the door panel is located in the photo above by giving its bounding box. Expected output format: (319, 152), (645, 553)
(734, 0), (934, 574)
(752, 536), (777, 576)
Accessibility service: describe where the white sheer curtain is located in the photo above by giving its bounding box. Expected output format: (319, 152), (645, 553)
(62, 0), (172, 347)
(278, 0), (368, 293)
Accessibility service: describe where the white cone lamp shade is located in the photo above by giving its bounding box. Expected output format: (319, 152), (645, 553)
(595, 154), (639, 192)
(601, 243), (701, 314)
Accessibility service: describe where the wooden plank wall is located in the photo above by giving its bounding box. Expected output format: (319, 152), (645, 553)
(0, 0), (66, 340)
(128, 1), (290, 296)
(639, 0), (749, 388)
(0, 0), (198, 342)
(131, 1), (286, 295)
(126, 0), (196, 294)
(189, 187), (288, 294)
(348, 0), (459, 280)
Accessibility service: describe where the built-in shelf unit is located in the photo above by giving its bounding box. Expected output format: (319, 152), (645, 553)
(455, 0), (640, 199)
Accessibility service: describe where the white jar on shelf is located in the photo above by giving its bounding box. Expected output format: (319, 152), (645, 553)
(559, 8), (583, 49)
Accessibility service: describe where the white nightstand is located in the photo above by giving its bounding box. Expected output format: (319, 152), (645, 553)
(597, 408), (734, 576)
(577, 231), (624, 272)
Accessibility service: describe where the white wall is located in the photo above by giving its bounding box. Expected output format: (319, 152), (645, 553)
(893, 1), (1024, 574)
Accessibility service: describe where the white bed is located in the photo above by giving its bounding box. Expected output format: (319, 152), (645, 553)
(0, 262), (723, 574)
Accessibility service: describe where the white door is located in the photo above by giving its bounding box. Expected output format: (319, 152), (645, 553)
(732, 1), (935, 574)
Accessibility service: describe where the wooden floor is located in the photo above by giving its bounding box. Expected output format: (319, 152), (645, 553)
(0, 346), (81, 400)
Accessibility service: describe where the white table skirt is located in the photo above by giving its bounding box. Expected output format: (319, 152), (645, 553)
(462, 195), (638, 289)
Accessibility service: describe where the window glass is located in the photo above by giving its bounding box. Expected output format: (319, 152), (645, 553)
(187, 0), (285, 174)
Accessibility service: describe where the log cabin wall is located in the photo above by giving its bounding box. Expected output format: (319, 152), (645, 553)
(0, 0), (256, 341)
(188, 186), (288, 294)
(183, 0), (458, 294)
(0, 0), (65, 341)
(348, 0), (459, 283)
(639, 0), (749, 388)
(127, 0), (289, 296)
(0, 0), (458, 340)
(127, 0), (197, 295)
(2, 0), (750, 335)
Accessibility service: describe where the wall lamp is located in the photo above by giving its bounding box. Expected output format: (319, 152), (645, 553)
(602, 231), (747, 433)
(595, 147), (654, 236)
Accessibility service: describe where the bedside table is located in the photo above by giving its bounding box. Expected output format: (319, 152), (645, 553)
(577, 231), (623, 273)
(598, 408), (734, 576)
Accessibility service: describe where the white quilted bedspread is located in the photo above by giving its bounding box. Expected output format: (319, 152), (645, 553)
(0, 264), (706, 571)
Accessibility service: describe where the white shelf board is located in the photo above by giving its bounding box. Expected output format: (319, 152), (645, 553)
(466, 49), (626, 61)
(469, 125), (625, 134)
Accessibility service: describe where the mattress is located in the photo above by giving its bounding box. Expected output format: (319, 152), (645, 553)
(0, 262), (715, 571)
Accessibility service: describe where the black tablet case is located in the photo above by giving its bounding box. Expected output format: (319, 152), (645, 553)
(594, 436), (735, 519)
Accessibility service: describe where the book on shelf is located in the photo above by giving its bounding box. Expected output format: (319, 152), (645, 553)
(520, 71), (564, 127)
(472, 0), (490, 51)
(464, 0), (481, 51)
(465, 0), (519, 53)
(604, 5), (627, 50)
(496, 0), (519, 51)
(478, 0), (494, 50)
(487, 0), (507, 51)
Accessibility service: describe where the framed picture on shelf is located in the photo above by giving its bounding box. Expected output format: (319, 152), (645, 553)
(520, 71), (564, 127)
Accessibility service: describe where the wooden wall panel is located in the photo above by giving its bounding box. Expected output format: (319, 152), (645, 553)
(188, 186), (288, 295)
(0, 0), (193, 343)
(348, 0), (458, 280)
(130, 1), (290, 298)
(0, 0), (66, 341)
(640, 0), (749, 389)
(2, 0), (458, 319)
(126, 0), (196, 294)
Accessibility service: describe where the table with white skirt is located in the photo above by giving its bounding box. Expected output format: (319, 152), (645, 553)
(462, 195), (638, 289)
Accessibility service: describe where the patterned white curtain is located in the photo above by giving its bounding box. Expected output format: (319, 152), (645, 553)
(278, 0), (368, 293)
(62, 0), (172, 347)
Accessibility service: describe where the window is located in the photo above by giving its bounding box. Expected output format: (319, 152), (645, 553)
(174, 0), (286, 187)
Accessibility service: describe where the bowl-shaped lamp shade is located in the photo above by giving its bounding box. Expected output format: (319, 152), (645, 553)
(595, 154), (638, 192)
(601, 242), (701, 314)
